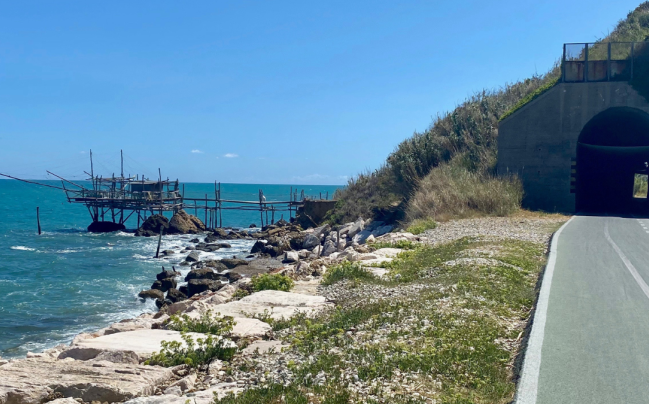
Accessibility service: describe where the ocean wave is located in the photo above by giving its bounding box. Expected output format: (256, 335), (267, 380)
(10, 246), (36, 252)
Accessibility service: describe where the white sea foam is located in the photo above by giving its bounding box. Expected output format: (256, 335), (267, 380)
(10, 246), (35, 251)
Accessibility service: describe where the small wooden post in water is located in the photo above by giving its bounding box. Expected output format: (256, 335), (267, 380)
(36, 207), (41, 235)
(155, 225), (164, 258)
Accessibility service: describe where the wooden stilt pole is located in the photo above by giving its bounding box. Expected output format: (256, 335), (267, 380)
(36, 207), (41, 235)
(259, 190), (264, 227)
(155, 226), (163, 258)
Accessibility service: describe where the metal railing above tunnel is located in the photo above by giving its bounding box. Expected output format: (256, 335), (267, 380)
(562, 42), (649, 83)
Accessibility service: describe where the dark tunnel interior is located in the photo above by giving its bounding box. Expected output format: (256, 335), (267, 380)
(576, 107), (649, 214)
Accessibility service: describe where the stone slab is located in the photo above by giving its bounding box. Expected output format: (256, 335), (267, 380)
(0, 358), (173, 404)
(230, 317), (272, 339)
(72, 329), (205, 358)
(209, 290), (332, 320)
(358, 248), (402, 266)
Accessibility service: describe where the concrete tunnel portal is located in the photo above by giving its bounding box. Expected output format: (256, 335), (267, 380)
(576, 107), (649, 214)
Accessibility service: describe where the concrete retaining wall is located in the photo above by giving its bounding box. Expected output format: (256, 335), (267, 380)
(497, 82), (649, 212)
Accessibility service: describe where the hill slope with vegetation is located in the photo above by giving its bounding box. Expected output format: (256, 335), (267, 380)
(328, 2), (649, 227)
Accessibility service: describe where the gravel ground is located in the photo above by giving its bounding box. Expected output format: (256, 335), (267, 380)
(421, 216), (567, 246)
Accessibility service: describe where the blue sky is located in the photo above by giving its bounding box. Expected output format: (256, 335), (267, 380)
(0, 0), (641, 184)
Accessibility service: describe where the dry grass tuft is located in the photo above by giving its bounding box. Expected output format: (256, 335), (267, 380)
(406, 163), (523, 222)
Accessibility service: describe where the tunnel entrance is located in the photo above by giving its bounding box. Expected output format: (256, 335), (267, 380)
(576, 107), (649, 214)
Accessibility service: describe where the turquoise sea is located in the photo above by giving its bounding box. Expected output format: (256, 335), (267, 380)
(0, 179), (339, 358)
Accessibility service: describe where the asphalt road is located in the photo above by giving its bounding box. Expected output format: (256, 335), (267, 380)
(521, 216), (649, 403)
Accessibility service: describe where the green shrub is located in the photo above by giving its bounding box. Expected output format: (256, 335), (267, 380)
(167, 310), (235, 335)
(322, 261), (377, 286)
(326, 167), (402, 225)
(145, 332), (236, 371)
(147, 310), (237, 371)
(406, 218), (437, 235)
(251, 273), (294, 292)
(232, 288), (250, 300)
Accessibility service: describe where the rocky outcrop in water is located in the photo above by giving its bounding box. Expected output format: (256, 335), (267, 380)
(134, 215), (169, 237)
(138, 289), (164, 300)
(167, 210), (206, 235)
(87, 221), (126, 233)
(135, 211), (205, 237)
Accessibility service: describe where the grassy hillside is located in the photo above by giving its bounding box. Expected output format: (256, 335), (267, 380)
(328, 2), (649, 226)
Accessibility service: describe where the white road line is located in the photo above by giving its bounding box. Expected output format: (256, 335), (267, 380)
(515, 216), (575, 404)
(604, 222), (649, 300)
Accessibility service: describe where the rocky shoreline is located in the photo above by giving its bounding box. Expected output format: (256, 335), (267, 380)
(0, 210), (566, 404)
(0, 210), (417, 404)
(132, 210), (402, 310)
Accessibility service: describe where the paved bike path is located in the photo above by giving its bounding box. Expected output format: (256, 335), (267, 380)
(519, 216), (649, 403)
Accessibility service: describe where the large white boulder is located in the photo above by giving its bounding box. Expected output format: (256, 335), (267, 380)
(284, 251), (299, 263)
(302, 234), (320, 249)
(347, 218), (365, 238)
(321, 240), (337, 256)
(372, 225), (394, 238)
(352, 230), (372, 244)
